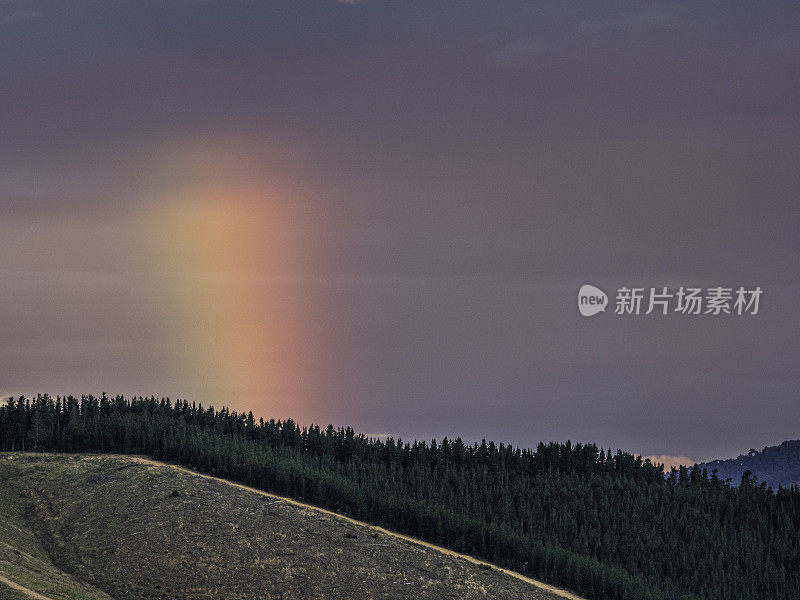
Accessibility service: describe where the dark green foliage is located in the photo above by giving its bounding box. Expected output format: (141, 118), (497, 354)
(2, 394), (799, 600)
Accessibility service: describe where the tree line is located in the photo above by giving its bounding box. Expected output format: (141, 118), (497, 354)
(2, 394), (798, 600)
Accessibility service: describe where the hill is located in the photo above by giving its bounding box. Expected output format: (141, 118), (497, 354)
(698, 440), (800, 489)
(2, 394), (800, 600)
(0, 453), (574, 600)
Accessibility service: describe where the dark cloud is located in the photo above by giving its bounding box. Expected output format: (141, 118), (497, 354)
(1, 10), (42, 24)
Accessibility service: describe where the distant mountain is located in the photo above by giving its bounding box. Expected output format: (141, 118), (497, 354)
(698, 440), (800, 489)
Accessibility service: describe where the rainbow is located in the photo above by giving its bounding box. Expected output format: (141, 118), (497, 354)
(136, 138), (337, 424)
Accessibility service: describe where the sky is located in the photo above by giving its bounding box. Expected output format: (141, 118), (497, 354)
(1, 1), (798, 464)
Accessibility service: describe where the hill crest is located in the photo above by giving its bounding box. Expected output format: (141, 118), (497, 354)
(698, 440), (800, 488)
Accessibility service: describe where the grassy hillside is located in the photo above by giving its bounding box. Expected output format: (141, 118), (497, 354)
(4, 395), (800, 599)
(0, 453), (573, 600)
(0, 457), (111, 600)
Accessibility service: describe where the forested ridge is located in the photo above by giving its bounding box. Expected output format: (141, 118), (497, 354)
(699, 440), (800, 490)
(2, 395), (798, 600)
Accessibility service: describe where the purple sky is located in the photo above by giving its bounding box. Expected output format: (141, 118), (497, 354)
(2, 1), (799, 463)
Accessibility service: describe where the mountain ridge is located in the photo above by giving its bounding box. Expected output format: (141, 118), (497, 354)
(697, 439), (800, 489)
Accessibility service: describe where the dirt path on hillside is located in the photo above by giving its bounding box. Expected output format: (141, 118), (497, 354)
(0, 575), (55, 600)
(124, 455), (586, 600)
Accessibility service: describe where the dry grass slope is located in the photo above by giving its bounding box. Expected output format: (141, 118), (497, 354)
(0, 454), (581, 600)
(0, 455), (111, 600)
